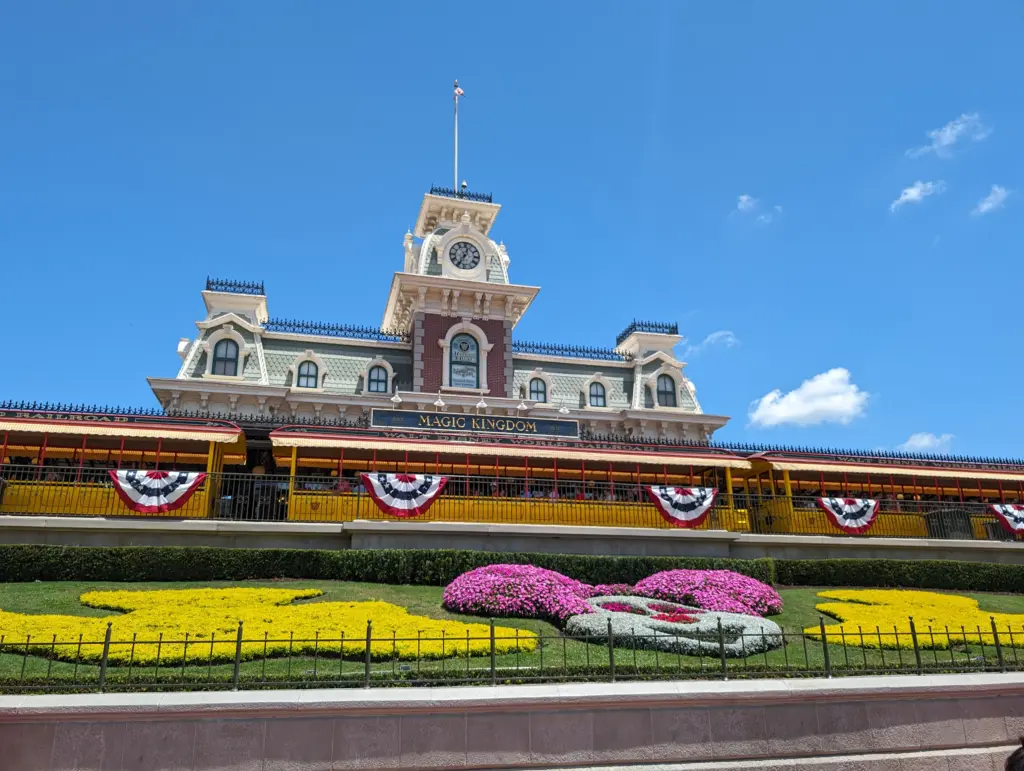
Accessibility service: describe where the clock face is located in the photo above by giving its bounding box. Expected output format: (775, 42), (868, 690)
(448, 241), (481, 270)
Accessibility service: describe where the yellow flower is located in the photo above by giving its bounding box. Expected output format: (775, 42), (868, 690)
(0, 588), (536, 664)
(804, 589), (1024, 649)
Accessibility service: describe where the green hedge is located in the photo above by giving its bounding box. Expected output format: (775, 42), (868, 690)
(3, 545), (1023, 593)
(775, 558), (1024, 593)
(0, 545), (774, 586)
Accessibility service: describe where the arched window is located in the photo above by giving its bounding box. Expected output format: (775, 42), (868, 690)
(368, 365), (389, 393)
(212, 339), (239, 376)
(589, 382), (606, 408)
(529, 378), (547, 402)
(656, 374), (677, 407)
(297, 361), (319, 389)
(449, 333), (479, 388)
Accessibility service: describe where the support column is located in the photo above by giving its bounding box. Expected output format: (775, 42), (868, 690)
(286, 447), (298, 520)
(724, 466), (734, 509)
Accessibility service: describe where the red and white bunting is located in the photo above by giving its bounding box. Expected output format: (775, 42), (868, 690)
(816, 497), (880, 535)
(108, 470), (207, 514)
(361, 473), (447, 518)
(645, 486), (717, 528)
(990, 504), (1024, 534)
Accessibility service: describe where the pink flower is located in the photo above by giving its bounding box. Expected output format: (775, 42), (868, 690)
(442, 564), (595, 623)
(634, 570), (782, 617)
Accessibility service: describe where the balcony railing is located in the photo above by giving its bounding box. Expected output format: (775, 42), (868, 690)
(0, 465), (1017, 542)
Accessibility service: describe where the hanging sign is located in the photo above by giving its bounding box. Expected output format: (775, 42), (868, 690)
(645, 486), (718, 528)
(361, 473), (448, 518)
(990, 504), (1024, 534)
(816, 497), (880, 534)
(108, 470), (207, 514)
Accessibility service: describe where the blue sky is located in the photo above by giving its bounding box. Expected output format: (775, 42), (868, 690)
(1, 2), (1021, 456)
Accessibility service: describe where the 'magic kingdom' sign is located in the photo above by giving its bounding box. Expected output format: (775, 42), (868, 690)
(370, 409), (580, 438)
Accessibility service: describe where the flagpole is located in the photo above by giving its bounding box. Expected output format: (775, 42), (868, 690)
(453, 79), (459, 191)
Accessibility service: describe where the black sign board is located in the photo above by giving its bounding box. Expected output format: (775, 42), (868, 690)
(371, 409), (580, 439)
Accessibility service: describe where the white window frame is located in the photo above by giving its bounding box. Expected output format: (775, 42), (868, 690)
(201, 325), (251, 382)
(643, 364), (685, 410)
(524, 367), (553, 404)
(360, 357), (396, 396)
(438, 319), (493, 392)
(287, 349), (328, 392)
(580, 373), (615, 410)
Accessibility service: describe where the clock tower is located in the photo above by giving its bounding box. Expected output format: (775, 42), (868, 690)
(381, 186), (539, 398)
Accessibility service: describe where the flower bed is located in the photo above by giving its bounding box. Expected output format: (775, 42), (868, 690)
(443, 565), (782, 624)
(0, 587), (537, 665)
(805, 589), (1024, 649)
(564, 595), (783, 657)
(634, 570), (783, 616)
(442, 564), (596, 622)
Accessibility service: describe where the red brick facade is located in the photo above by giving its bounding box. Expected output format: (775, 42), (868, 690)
(419, 314), (507, 396)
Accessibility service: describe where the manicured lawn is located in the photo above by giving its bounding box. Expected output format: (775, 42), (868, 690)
(2, 580), (1023, 688)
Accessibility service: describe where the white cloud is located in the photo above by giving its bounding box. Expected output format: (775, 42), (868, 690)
(906, 113), (991, 158)
(682, 330), (739, 358)
(971, 184), (1010, 216)
(890, 180), (946, 212)
(898, 432), (954, 452)
(737, 194), (758, 212)
(748, 368), (869, 427)
(735, 194), (781, 224)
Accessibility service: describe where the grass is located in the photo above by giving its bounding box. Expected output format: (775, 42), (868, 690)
(3, 580), (1024, 691)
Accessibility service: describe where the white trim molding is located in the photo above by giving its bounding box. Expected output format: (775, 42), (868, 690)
(288, 349), (328, 393)
(438, 319), (494, 392)
(200, 324), (252, 382)
(360, 357), (396, 396)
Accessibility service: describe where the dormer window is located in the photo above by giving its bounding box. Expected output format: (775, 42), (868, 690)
(529, 378), (547, 402)
(589, 382), (607, 408)
(212, 339), (239, 376)
(657, 374), (677, 407)
(368, 365), (389, 393)
(297, 361), (319, 389)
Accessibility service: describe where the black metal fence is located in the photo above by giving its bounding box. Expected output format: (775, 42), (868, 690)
(2, 616), (1023, 694)
(0, 464), (1014, 540)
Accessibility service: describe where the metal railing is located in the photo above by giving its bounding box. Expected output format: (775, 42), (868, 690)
(205, 277), (265, 295)
(2, 616), (1023, 694)
(0, 465), (1016, 540)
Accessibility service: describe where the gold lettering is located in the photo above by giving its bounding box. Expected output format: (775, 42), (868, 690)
(418, 415), (431, 427)
(455, 417), (466, 429)
(525, 421), (537, 433)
